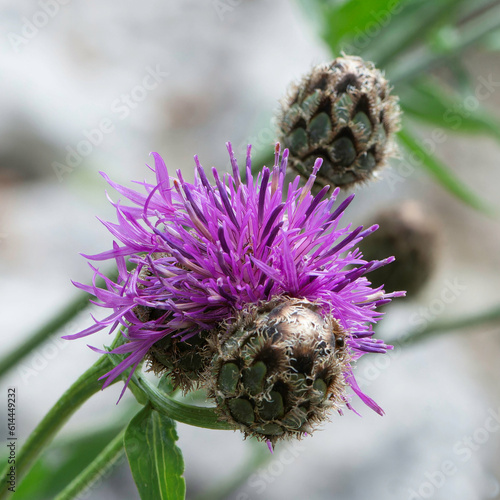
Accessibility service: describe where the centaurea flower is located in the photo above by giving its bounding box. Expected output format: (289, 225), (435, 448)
(65, 143), (403, 440)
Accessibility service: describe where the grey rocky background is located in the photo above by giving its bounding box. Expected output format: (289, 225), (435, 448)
(1, 1), (500, 499)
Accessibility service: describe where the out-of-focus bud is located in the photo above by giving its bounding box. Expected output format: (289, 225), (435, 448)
(359, 201), (440, 297)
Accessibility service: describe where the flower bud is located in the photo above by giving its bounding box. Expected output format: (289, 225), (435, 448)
(135, 255), (211, 392)
(207, 298), (349, 444)
(146, 329), (210, 392)
(358, 201), (439, 297)
(278, 55), (400, 189)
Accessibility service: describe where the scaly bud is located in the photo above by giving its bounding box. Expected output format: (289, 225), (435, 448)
(206, 298), (349, 445)
(146, 329), (210, 392)
(135, 255), (211, 392)
(358, 201), (440, 297)
(278, 55), (400, 189)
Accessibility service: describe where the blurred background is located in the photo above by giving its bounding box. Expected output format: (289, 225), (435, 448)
(1, 0), (500, 499)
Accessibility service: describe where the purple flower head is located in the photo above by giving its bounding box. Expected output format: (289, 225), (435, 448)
(65, 143), (404, 413)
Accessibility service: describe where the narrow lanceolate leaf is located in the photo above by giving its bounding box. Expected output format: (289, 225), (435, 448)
(400, 79), (500, 141)
(125, 406), (185, 500)
(397, 128), (494, 215)
(363, 0), (466, 67)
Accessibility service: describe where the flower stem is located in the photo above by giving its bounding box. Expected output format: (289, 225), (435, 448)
(0, 266), (121, 380)
(0, 355), (115, 498)
(53, 427), (126, 500)
(0, 293), (90, 379)
(132, 374), (232, 430)
(397, 304), (500, 346)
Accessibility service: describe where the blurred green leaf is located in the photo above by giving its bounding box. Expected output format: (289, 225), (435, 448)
(363, 0), (468, 67)
(10, 422), (128, 500)
(125, 406), (185, 500)
(389, 2), (500, 84)
(306, 0), (468, 67)
(397, 128), (494, 214)
(445, 56), (474, 96)
(318, 0), (412, 53)
(400, 79), (500, 140)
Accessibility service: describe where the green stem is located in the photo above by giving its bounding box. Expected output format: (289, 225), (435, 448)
(133, 375), (232, 430)
(0, 267), (121, 380)
(0, 293), (90, 379)
(397, 305), (500, 346)
(105, 339), (230, 430)
(390, 5), (500, 85)
(54, 428), (126, 500)
(0, 355), (115, 499)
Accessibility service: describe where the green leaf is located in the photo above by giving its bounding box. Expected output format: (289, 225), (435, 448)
(397, 128), (494, 215)
(400, 79), (500, 141)
(125, 406), (186, 500)
(7, 427), (123, 499)
(7, 404), (137, 500)
(309, 0), (467, 66)
(318, 0), (413, 53)
(362, 0), (468, 66)
(130, 372), (232, 430)
(389, 3), (500, 84)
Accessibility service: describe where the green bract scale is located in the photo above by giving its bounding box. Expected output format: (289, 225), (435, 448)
(277, 55), (400, 189)
(146, 329), (211, 392)
(206, 298), (349, 445)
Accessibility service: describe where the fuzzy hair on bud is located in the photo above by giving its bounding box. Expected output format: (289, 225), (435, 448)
(206, 298), (349, 445)
(146, 329), (211, 392)
(277, 55), (401, 189)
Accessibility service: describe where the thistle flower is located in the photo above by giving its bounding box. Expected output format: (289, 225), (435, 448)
(277, 55), (400, 189)
(65, 143), (403, 440)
